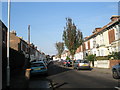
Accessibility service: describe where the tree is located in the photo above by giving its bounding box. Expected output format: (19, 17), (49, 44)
(55, 42), (64, 59)
(66, 56), (70, 60)
(62, 18), (83, 60)
(86, 54), (96, 67)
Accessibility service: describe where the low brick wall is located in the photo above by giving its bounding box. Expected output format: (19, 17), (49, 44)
(109, 60), (120, 68)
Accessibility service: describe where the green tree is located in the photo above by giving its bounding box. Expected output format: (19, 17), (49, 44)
(62, 18), (83, 60)
(55, 42), (64, 59)
(86, 54), (96, 67)
(66, 56), (70, 60)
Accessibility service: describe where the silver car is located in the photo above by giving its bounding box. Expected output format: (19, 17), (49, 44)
(112, 63), (120, 79)
(73, 59), (91, 70)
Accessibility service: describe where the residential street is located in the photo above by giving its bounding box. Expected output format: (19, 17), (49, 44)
(29, 61), (120, 89)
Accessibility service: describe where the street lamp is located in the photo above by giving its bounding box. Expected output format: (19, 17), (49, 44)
(7, 0), (11, 88)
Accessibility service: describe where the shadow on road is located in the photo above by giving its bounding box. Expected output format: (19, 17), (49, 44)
(47, 61), (72, 76)
(28, 61), (72, 89)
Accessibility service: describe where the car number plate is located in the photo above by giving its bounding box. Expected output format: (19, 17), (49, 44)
(34, 68), (41, 70)
(83, 64), (88, 66)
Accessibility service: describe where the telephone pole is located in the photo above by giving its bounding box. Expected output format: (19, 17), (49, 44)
(28, 25), (30, 63)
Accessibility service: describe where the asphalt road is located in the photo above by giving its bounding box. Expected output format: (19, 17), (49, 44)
(29, 61), (120, 89)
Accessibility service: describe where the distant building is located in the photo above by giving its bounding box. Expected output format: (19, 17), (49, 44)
(61, 50), (70, 60)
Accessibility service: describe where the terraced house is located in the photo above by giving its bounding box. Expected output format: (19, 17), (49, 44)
(10, 30), (45, 61)
(75, 15), (120, 60)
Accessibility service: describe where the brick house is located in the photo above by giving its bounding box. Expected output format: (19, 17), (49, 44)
(10, 30), (29, 55)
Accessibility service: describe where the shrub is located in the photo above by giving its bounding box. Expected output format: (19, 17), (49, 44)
(108, 52), (120, 60)
(86, 54), (96, 61)
(66, 56), (70, 60)
(96, 56), (109, 60)
(86, 54), (96, 67)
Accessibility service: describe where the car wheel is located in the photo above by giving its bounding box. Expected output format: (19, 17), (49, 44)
(113, 70), (120, 79)
(76, 67), (79, 70)
(73, 67), (76, 69)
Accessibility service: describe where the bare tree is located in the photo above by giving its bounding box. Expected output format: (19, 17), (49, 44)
(55, 42), (64, 59)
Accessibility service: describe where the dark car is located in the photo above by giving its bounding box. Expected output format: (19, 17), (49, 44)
(73, 59), (91, 70)
(112, 63), (120, 79)
(63, 60), (72, 67)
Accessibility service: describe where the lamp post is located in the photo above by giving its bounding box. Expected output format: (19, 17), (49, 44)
(7, 0), (11, 88)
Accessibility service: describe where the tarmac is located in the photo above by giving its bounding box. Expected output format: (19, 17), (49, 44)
(7, 66), (116, 89)
(92, 67), (112, 74)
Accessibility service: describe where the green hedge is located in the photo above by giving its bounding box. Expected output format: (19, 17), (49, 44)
(108, 52), (120, 60)
(96, 56), (109, 60)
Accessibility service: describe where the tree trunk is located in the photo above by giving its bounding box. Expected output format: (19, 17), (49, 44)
(71, 54), (74, 67)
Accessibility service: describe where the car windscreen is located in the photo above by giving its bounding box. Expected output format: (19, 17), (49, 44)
(31, 63), (44, 67)
(81, 60), (89, 63)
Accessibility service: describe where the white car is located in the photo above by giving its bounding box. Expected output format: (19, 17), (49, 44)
(112, 63), (120, 79)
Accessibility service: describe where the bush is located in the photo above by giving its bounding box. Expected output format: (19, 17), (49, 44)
(66, 56), (70, 60)
(96, 56), (109, 60)
(86, 54), (96, 67)
(108, 52), (120, 60)
(86, 54), (96, 61)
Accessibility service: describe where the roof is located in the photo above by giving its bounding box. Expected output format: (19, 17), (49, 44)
(85, 16), (120, 41)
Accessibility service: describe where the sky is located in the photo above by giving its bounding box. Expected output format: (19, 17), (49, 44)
(1, 2), (118, 55)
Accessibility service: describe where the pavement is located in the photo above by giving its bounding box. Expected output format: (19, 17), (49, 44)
(29, 79), (52, 88)
(10, 71), (29, 89)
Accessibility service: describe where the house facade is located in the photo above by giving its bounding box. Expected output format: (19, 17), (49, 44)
(10, 30), (45, 61)
(74, 15), (120, 59)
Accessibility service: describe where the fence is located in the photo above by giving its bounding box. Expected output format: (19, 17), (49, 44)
(92, 60), (120, 68)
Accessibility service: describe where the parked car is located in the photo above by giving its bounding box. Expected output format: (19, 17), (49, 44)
(63, 60), (72, 67)
(73, 59), (91, 70)
(30, 61), (48, 76)
(112, 63), (120, 79)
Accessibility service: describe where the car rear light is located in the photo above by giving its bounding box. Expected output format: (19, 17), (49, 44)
(78, 63), (81, 66)
(26, 68), (31, 71)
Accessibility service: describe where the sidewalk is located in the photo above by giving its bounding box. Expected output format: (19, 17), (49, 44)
(10, 71), (29, 89)
(29, 80), (52, 88)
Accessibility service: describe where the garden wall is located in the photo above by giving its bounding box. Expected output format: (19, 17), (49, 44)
(109, 60), (120, 68)
(94, 60), (110, 68)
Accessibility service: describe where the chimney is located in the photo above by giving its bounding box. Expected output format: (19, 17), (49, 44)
(92, 27), (101, 33)
(11, 30), (17, 36)
(110, 15), (120, 21)
(19, 37), (23, 39)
